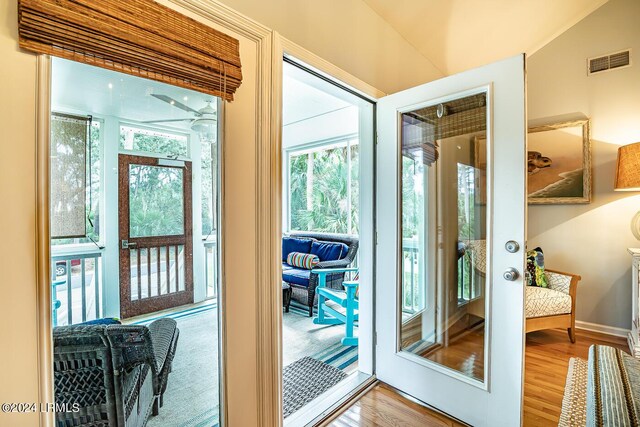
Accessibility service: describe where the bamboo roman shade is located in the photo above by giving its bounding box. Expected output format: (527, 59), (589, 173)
(402, 93), (487, 166)
(18, 0), (242, 101)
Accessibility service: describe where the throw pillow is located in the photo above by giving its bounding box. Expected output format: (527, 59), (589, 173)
(525, 247), (548, 288)
(282, 237), (313, 261)
(287, 252), (320, 270)
(310, 241), (348, 261)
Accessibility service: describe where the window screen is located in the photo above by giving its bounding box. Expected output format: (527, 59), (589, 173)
(50, 113), (91, 239)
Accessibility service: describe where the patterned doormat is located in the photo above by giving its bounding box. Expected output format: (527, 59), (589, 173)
(283, 356), (348, 417)
(559, 357), (588, 427)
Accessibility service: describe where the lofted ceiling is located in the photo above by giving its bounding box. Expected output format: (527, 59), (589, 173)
(361, 0), (608, 75)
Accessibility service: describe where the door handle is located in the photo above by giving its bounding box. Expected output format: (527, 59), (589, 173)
(505, 240), (520, 253)
(121, 240), (137, 249)
(503, 268), (520, 281)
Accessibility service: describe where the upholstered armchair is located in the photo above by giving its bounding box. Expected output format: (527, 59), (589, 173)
(463, 240), (581, 342)
(525, 269), (581, 342)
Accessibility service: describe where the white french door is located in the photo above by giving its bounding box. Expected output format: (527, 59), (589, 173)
(375, 54), (527, 426)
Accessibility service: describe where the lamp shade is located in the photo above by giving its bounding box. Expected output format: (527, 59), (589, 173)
(615, 142), (640, 191)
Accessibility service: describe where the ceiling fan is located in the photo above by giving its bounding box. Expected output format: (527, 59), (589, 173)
(143, 94), (216, 141)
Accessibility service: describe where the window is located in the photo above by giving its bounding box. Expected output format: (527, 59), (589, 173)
(128, 165), (185, 237)
(287, 139), (359, 234)
(201, 138), (217, 237)
(401, 156), (426, 313)
(457, 163), (482, 304)
(51, 119), (102, 246)
(119, 125), (188, 157)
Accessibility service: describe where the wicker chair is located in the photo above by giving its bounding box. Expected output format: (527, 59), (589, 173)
(285, 232), (359, 317)
(53, 318), (179, 427)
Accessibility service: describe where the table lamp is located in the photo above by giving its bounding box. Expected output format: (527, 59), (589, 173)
(615, 142), (640, 239)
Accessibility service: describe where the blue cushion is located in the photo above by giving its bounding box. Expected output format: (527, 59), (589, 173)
(282, 262), (293, 271)
(311, 241), (348, 262)
(282, 237), (313, 261)
(79, 318), (121, 326)
(283, 268), (311, 287)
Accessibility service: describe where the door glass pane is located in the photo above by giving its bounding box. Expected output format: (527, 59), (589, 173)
(129, 164), (184, 237)
(399, 92), (488, 383)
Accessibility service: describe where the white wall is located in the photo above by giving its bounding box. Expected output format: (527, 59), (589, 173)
(218, 0), (443, 94)
(528, 0), (640, 330)
(0, 2), (39, 425)
(0, 1), (263, 425)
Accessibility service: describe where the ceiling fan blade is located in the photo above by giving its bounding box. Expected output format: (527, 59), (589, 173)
(151, 94), (201, 115)
(140, 118), (193, 124)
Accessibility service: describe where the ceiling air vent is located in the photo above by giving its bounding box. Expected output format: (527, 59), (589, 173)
(588, 49), (632, 75)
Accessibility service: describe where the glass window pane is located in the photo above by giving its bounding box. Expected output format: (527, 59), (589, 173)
(289, 153), (309, 231)
(311, 145), (349, 233)
(52, 120), (102, 246)
(129, 165), (184, 237)
(50, 113), (89, 239)
(201, 140), (217, 236)
(399, 92), (488, 383)
(350, 142), (359, 235)
(120, 125), (188, 157)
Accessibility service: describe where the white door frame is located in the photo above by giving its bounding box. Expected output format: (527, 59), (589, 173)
(35, 1), (276, 425)
(273, 34), (383, 425)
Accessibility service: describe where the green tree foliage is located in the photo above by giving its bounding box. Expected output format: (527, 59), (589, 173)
(129, 164), (184, 237)
(289, 143), (359, 234)
(125, 132), (188, 237)
(119, 126), (188, 157)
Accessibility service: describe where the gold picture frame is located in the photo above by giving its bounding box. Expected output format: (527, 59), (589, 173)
(527, 119), (591, 204)
(473, 118), (592, 205)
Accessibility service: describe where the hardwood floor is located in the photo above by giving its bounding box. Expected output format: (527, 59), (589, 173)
(327, 383), (465, 427)
(523, 328), (627, 426)
(328, 328), (628, 426)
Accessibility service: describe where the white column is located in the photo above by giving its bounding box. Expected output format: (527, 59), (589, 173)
(102, 116), (120, 318)
(191, 131), (206, 303)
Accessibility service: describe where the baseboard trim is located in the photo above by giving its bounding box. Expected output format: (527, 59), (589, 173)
(575, 320), (630, 338)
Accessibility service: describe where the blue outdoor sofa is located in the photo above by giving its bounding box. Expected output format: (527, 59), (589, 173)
(282, 232), (358, 317)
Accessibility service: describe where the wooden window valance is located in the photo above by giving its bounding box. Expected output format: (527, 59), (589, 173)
(18, 0), (242, 101)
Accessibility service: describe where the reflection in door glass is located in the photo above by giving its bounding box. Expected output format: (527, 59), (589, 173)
(400, 92), (488, 382)
(129, 164), (184, 237)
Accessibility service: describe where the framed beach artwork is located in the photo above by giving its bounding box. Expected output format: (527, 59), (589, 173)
(527, 119), (591, 204)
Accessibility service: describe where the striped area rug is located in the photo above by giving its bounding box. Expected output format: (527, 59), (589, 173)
(287, 300), (358, 371)
(559, 357), (587, 427)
